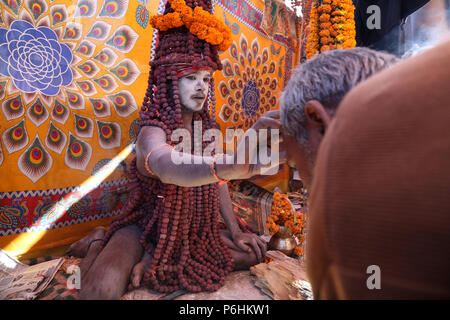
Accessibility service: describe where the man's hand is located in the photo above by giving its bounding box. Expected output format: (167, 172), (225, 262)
(231, 232), (267, 263)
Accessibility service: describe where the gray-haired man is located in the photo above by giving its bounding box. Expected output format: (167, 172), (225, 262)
(280, 47), (399, 191)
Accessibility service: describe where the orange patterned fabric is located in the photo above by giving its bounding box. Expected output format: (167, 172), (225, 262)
(0, 0), (297, 257)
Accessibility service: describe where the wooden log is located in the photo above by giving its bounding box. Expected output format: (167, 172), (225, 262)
(250, 250), (313, 300)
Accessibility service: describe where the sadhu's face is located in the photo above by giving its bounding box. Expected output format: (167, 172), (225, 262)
(178, 70), (212, 112)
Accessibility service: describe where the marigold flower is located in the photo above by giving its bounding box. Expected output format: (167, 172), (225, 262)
(150, 0), (232, 50)
(319, 29), (330, 37)
(319, 13), (331, 22)
(318, 4), (332, 13)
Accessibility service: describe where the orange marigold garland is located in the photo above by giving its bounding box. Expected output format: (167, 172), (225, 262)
(266, 192), (307, 257)
(299, 0), (313, 60)
(305, 0), (356, 59)
(305, 3), (319, 59)
(150, 0), (232, 52)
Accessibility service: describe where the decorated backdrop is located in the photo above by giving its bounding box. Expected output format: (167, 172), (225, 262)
(0, 0), (296, 257)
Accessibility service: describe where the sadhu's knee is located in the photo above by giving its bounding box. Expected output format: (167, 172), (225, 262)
(78, 264), (129, 300)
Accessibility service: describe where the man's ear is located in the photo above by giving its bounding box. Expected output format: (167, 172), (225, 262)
(304, 100), (332, 136)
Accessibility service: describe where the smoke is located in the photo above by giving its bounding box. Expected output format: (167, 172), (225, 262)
(402, 1), (450, 59)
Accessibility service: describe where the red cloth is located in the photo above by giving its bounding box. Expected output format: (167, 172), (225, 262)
(176, 65), (214, 78)
(307, 40), (450, 299)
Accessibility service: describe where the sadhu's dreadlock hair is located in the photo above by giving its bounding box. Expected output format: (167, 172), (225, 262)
(100, 0), (235, 293)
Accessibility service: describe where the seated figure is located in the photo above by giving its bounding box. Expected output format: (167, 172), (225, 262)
(67, 0), (281, 299)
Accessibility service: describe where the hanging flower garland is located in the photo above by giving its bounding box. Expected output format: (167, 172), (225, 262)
(150, 0), (233, 52)
(305, 3), (319, 59)
(299, 0), (313, 59)
(305, 0), (356, 59)
(266, 192), (306, 257)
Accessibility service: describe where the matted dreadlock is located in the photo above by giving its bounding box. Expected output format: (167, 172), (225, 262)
(100, 0), (235, 293)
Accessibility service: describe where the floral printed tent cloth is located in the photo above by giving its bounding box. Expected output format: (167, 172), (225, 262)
(0, 0), (296, 258)
(260, 0), (298, 42)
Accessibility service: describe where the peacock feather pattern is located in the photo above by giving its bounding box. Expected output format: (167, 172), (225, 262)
(218, 33), (279, 130)
(0, 0), (141, 183)
(0, 0), (294, 238)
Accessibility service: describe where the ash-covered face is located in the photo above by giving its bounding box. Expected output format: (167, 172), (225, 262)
(178, 70), (212, 112)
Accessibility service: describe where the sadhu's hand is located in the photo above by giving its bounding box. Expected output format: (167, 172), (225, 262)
(230, 110), (284, 179)
(231, 231), (267, 262)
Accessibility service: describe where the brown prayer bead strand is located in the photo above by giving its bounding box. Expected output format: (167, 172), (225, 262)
(143, 207), (165, 265)
(140, 210), (159, 253)
(100, 183), (143, 248)
(198, 240), (218, 267)
(177, 192), (194, 290)
(211, 220), (234, 273)
(196, 0), (209, 11)
(140, 192), (162, 246)
(160, 188), (182, 263)
(204, 186), (222, 259)
(193, 187), (203, 233)
(171, 81), (183, 127)
(208, 77), (218, 123)
(142, 72), (155, 112)
(168, 188), (184, 264)
(198, 186), (225, 274)
(190, 204), (216, 285)
(188, 253), (214, 282)
(184, 265), (208, 291)
(154, 192), (172, 259)
(116, 189), (145, 227)
(186, 32), (196, 58)
(195, 250), (216, 278)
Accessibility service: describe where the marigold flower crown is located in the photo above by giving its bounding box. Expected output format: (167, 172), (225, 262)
(150, 0), (233, 52)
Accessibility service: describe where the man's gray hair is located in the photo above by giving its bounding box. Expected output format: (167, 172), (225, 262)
(280, 47), (399, 145)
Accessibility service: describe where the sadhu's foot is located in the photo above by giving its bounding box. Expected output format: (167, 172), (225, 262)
(128, 251), (153, 291)
(66, 226), (106, 258)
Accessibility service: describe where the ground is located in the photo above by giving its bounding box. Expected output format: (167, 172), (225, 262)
(25, 255), (271, 300)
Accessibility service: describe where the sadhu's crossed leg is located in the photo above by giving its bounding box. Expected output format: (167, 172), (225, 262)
(69, 225), (262, 299)
(68, 225), (143, 300)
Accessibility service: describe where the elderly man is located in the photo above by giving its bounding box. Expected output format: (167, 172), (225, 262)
(307, 40), (450, 299)
(279, 47), (399, 191)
